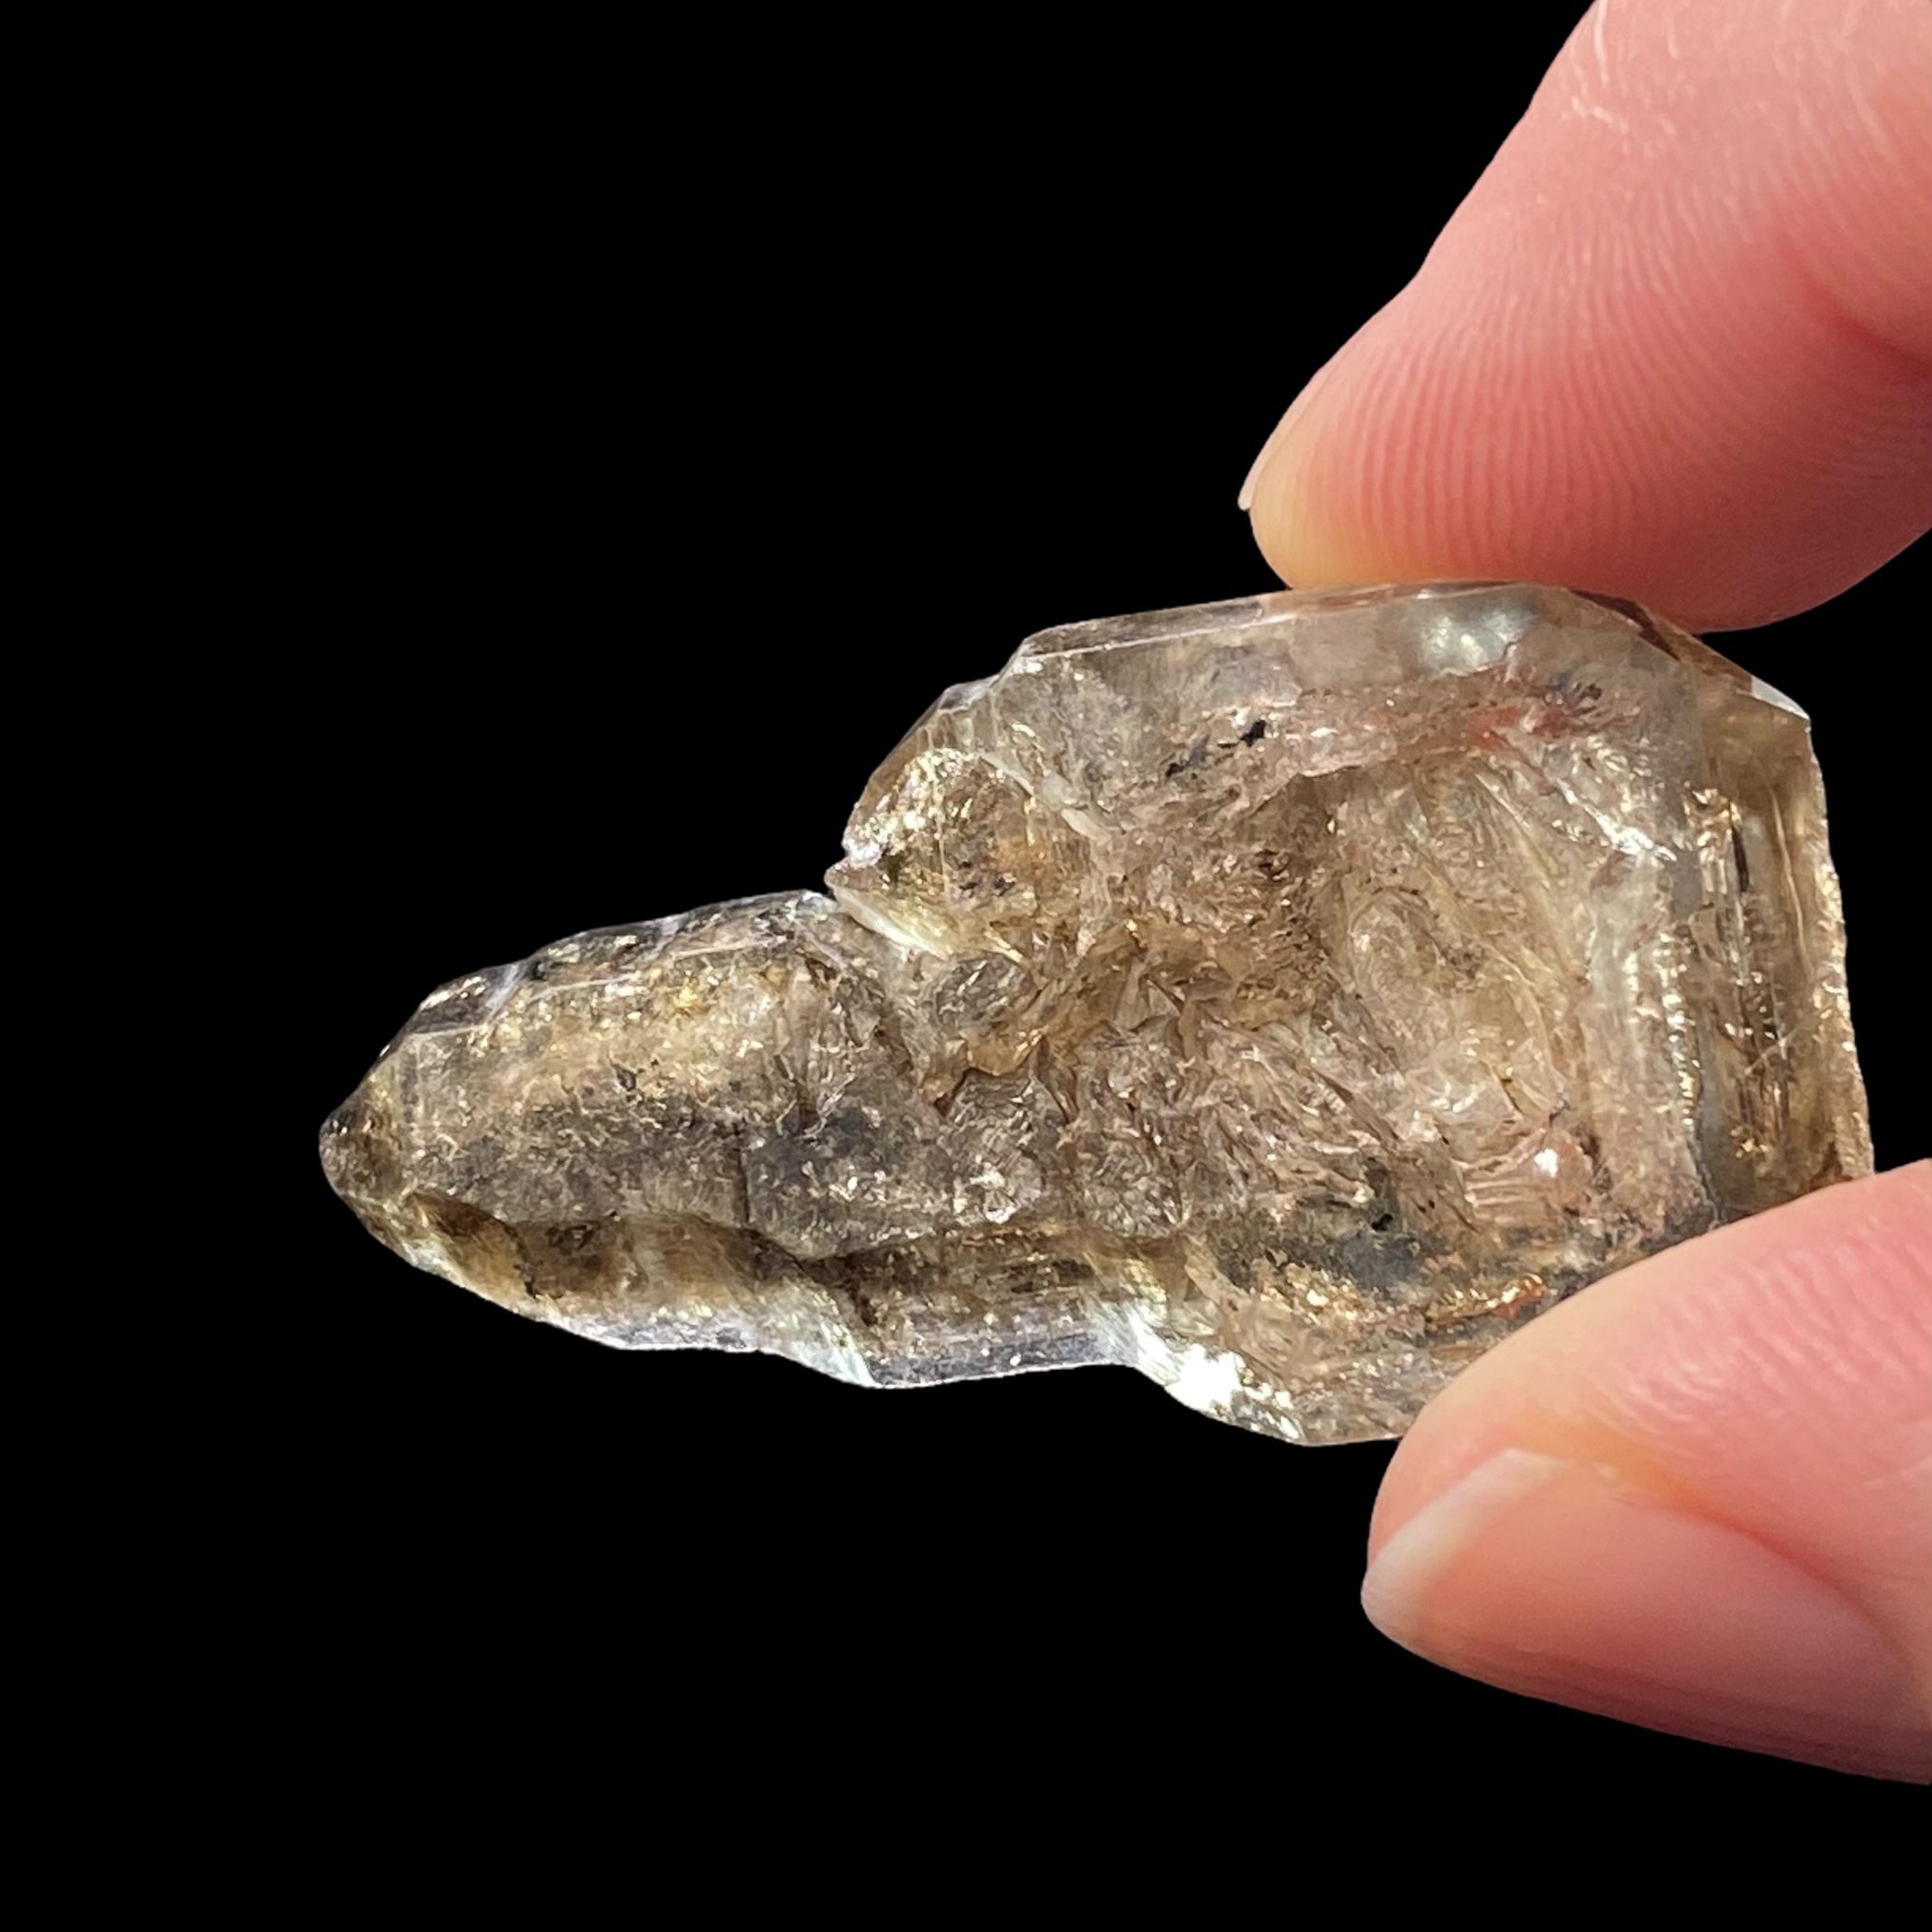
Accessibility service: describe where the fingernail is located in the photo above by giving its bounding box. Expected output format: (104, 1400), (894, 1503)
(1362, 1449), (1932, 1782)
(1236, 421), (1284, 513)
(1238, 361), (1335, 515)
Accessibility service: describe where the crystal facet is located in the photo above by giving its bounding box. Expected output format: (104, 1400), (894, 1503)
(321, 584), (1869, 1443)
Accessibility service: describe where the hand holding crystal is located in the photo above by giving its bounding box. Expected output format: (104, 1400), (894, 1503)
(1243, 0), (1930, 1782)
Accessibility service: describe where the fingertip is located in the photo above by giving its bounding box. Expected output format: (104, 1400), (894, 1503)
(1361, 1167), (1932, 1779)
(1362, 1448), (1932, 1781)
(1244, 0), (1932, 627)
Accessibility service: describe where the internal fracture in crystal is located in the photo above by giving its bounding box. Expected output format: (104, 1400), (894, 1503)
(320, 584), (1870, 1443)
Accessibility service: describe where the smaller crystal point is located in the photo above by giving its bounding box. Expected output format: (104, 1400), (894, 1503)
(321, 584), (1870, 1443)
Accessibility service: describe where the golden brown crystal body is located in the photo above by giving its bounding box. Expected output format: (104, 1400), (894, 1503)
(321, 584), (1869, 1442)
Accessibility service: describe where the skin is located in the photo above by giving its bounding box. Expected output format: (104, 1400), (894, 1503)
(1243, 0), (1931, 1781)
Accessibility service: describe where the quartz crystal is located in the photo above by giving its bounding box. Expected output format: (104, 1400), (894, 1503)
(321, 584), (1869, 1443)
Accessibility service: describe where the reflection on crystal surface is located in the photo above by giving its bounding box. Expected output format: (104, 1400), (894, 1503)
(321, 584), (1869, 1443)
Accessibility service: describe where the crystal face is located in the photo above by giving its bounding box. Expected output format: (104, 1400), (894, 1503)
(321, 584), (1869, 1443)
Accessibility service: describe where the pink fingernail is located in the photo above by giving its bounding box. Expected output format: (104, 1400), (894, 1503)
(1362, 1449), (1932, 1782)
(1236, 428), (1280, 513)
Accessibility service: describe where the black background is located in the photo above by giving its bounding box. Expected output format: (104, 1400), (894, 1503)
(276, 7), (1925, 1838)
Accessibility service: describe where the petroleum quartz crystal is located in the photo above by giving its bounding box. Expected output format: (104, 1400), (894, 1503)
(320, 584), (1869, 1443)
